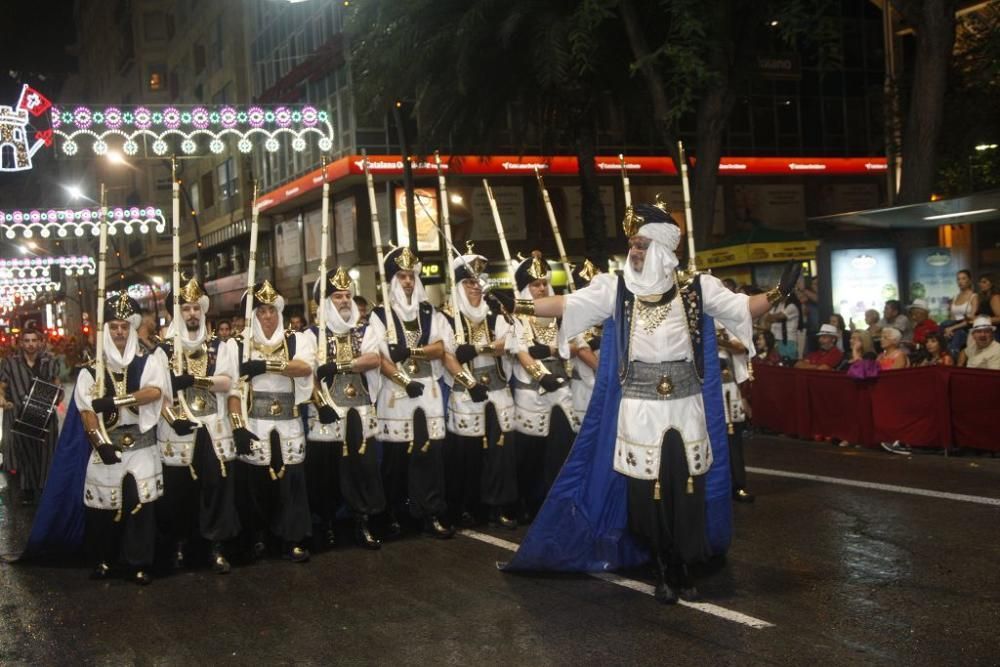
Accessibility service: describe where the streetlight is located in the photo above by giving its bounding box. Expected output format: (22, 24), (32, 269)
(66, 184), (84, 200)
(107, 150), (126, 165)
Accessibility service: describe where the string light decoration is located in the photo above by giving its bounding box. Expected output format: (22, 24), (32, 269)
(0, 255), (96, 278)
(0, 206), (166, 239)
(0, 276), (60, 294)
(108, 282), (170, 301)
(50, 104), (334, 157)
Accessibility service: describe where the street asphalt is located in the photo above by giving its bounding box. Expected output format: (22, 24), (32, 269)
(1, 433), (998, 665)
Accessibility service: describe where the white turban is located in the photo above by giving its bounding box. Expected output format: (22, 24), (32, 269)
(624, 222), (681, 296)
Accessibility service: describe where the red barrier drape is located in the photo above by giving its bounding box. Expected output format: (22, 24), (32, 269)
(750, 364), (1000, 452)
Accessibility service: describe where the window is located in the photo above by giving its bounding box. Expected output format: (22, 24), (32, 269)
(193, 43), (206, 74)
(147, 63), (166, 91)
(212, 81), (232, 105)
(217, 158), (238, 201)
(200, 172), (215, 209)
(211, 17), (223, 68)
(144, 11), (168, 41)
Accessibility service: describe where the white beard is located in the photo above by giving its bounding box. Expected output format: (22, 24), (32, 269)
(322, 298), (359, 334)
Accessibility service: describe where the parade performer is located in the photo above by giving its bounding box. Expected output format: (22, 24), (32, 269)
(498, 201), (799, 605)
(75, 293), (171, 585)
(569, 260), (603, 425)
(508, 251), (579, 518)
(441, 248), (518, 529)
(716, 323), (754, 503)
(0, 326), (60, 505)
(231, 280), (316, 563)
(156, 278), (241, 573)
(306, 267), (385, 550)
(372, 246), (453, 538)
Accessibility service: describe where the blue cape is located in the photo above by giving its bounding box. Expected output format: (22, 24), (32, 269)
(502, 312), (732, 572)
(20, 400), (89, 560)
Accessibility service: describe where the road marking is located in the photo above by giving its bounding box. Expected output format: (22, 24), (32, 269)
(747, 467), (1000, 507)
(459, 529), (774, 629)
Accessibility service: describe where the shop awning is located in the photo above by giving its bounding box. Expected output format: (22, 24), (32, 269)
(807, 189), (1000, 230)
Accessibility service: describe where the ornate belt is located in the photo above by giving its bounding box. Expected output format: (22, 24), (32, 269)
(454, 364), (507, 393)
(182, 387), (217, 418)
(400, 356), (433, 379)
(326, 373), (370, 407)
(249, 391), (299, 420)
(110, 423), (156, 451)
(621, 360), (700, 401)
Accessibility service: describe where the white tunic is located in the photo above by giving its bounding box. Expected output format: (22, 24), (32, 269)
(717, 323), (750, 425)
(560, 273), (754, 480)
(239, 331), (316, 467)
(441, 316), (515, 438)
(75, 349), (171, 510)
(504, 315), (579, 436)
(375, 304), (448, 442)
(305, 322), (382, 442)
(157, 338), (240, 466)
(570, 335), (597, 423)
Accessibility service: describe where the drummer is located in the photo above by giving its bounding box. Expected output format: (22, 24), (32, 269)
(0, 325), (61, 505)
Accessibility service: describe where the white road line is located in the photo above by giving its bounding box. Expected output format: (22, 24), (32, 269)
(747, 467), (1000, 507)
(459, 529), (774, 630)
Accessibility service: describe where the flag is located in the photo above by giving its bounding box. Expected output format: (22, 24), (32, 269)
(17, 84), (52, 118)
(34, 129), (53, 147)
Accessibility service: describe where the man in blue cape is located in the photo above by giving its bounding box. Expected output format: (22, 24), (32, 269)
(496, 199), (800, 604)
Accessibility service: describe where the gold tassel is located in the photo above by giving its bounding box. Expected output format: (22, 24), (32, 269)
(359, 440), (367, 455)
(420, 440), (430, 454)
(277, 465), (286, 480)
(113, 507), (123, 523)
(653, 479), (661, 500)
(131, 502), (143, 515)
(342, 442), (349, 458)
(497, 434), (505, 447)
(189, 465), (198, 481)
(727, 422), (734, 435)
(686, 476), (694, 495)
(407, 440), (414, 455)
(269, 467), (278, 481)
(220, 459), (227, 478)
(482, 436), (489, 450)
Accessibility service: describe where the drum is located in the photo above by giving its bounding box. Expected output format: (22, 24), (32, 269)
(12, 378), (61, 442)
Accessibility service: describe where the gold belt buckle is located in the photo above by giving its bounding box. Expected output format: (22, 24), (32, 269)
(478, 372), (491, 386)
(406, 358), (420, 375)
(656, 374), (673, 397)
(269, 398), (283, 416)
(344, 383), (358, 399)
(120, 433), (135, 449)
(191, 394), (207, 411)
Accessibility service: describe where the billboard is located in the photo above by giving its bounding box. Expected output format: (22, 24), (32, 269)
(830, 248), (899, 330)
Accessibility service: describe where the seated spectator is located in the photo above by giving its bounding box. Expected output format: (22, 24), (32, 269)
(752, 330), (781, 368)
(908, 299), (938, 347)
(878, 300), (912, 344)
(795, 324), (844, 370)
(941, 269), (978, 356)
(957, 317), (1000, 369)
(919, 331), (953, 366)
(841, 329), (876, 370)
(865, 308), (883, 338)
(876, 327), (909, 370)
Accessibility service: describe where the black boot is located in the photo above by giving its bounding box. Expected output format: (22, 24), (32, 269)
(210, 542), (231, 574)
(171, 541), (186, 570)
(90, 561), (111, 581)
(673, 562), (699, 602)
(283, 542), (310, 563)
(132, 569), (152, 586)
(384, 510), (403, 540)
(325, 521), (338, 549)
(354, 516), (382, 550)
(654, 556), (678, 605)
(489, 507), (517, 530)
(427, 516), (455, 539)
(733, 488), (755, 503)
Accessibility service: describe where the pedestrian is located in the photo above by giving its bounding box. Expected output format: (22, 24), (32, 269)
(958, 317), (1000, 369)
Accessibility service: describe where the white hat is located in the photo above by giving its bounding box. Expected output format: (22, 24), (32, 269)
(908, 298), (930, 312)
(816, 323), (839, 337)
(971, 316), (996, 332)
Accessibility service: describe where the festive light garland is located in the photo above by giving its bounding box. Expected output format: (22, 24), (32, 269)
(0, 276), (60, 294)
(51, 104), (334, 157)
(0, 206), (166, 239)
(0, 255), (96, 278)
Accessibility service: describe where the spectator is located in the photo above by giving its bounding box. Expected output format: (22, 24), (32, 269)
(941, 270), (978, 356)
(764, 293), (801, 360)
(752, 330), (781, 368)
(137, 310), (160, 353)
(795, 324), (844, 370)
(907, 299), (938, 347)
(829, 313), (850, 351)
(216, 319), (232, 340)
(879, 300), (912, 343)
(957, 317), (1000, 369)
(287, 312), (305, 332)
(876, 327), (909, 370)
(797, 276), (820, 354)
(865, 308), (883, 338)
(353, 295), (369, 324)
(974, 274), (1000, 337)
(919, 332), (953, 366)
(232, 315), (246, 336)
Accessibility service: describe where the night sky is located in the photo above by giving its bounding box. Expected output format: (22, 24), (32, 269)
(0, 0), (77, 102)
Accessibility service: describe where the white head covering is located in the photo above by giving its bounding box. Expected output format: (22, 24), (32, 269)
(252, 297), (286, 347)
(390, 269), (427, 321)
(322, 293), (360, 334)
(103, 320), (140, 372)
(451, 254), (490, 323)
(624, 222), (681, 296)
(166, 294), (210, 352)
